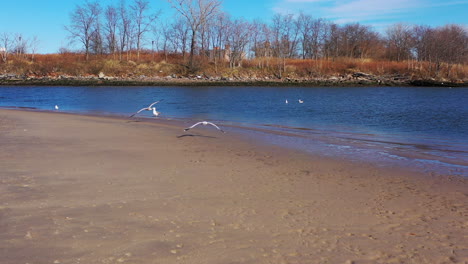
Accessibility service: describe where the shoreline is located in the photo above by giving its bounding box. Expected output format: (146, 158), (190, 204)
(3, 106), (468, 177)
(1, 75), (467, 87)
(231, 122), (468, 177)
(1, 109), (467, 263)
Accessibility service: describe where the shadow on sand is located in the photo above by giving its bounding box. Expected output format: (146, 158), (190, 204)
(177, 134), (217, 139)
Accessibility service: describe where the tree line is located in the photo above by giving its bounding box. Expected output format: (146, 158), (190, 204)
(1, 0), (467, 74)
(0, 33), (40, 63)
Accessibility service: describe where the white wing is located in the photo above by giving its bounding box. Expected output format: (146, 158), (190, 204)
(148, 99), (163, 108)
(129, 107), (148, 117)
(130, 100), (163, 117)
(184, 122), (203, 131)
(184, 121), (225, 133)
(206, 122), (225, 132)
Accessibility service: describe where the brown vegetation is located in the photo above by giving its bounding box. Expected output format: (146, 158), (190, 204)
(1, 0), (467, 85)
(1, 51), (467, 84)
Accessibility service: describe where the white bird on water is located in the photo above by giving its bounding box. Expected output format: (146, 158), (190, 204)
(298, 99), (304, 103)
(184, 121), (225, 133)
(54, 105), (59, 110)
(129, 100), (163, 117)
(285, 99), (288, 104)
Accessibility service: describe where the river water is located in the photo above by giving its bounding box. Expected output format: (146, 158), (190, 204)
(1, 85), (467, 176)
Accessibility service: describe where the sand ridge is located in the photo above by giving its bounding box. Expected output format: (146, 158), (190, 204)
(0, 109), (467, 264)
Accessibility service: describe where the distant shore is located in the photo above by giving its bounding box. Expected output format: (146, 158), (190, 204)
(1, 73), (466, 87)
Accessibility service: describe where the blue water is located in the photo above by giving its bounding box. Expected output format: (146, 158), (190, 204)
(1, 85), (467, 176)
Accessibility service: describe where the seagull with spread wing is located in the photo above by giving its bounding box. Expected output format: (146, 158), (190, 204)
(129, 100), (163, 117)
(184, 121), (225, 133)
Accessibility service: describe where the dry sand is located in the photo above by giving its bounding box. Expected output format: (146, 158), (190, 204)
(0, 109), (467, 264)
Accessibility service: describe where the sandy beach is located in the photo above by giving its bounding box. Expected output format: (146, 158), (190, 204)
(0, 109), (467, 264)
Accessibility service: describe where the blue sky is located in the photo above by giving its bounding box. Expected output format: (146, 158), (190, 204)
(0, 0), (467, 54)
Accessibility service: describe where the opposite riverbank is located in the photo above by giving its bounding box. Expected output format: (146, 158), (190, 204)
(1, 73), (466, 87)
(1, 109), (467, 263)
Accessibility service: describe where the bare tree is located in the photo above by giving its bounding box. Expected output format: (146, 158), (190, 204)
(104, 5), (119, 56)
(118, 0), (132, 60)
(331, 23), (379, 59)
(436, 24), (467, 65)
(199, 11), (229, 57)
(323, 22), (340, 59)
(206, 12), (230, 71)
(158, 21), (173, 61)
(0, 32), (12, 63)
(250, 20), (272, 68)
(13, 34), (28, 58)
(226, 18), (251, 68)
(271, 14), (299, 59)
(340, 23), (363, 58)
(412, 25), (432, 62)
(385, 23), (414, 61)
(66, 1), (101, 61)
(90, 19), (104, 55)
(359, 29), (383, 59)
(297, 13), (313, 59)
(30, 36), (40, 62)
(171, 18), (190, 57)
(131, 0), (160, 60)
(422, 24), (468, 76)
(297, 13), (326, 60)
(167, 0), (222, 69)
(271, 14), (300, 77)
(199, 18), (209, 55)
(310, 18), (327, 59)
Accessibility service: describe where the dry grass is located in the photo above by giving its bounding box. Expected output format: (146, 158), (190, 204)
(1, 53), (467, 82)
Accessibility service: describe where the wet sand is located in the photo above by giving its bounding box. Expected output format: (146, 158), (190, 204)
(0, 109), (467, 264)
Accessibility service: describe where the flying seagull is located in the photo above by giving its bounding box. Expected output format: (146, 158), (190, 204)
(129, 100), (163, 117)
(184, 121), (225, 133)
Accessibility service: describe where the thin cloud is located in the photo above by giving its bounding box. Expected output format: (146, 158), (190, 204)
(325, 0), (422, 21)
(329, 0), (421, 13)
(428, 0), (468, 7)
(271, 6), (295, 15)
(273, 0), (468, 25)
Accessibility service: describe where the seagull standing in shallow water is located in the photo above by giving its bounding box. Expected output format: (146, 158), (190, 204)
(152, 107), (159, 116)
(129, 100), (163, 117)
(184, 121), (225, 133)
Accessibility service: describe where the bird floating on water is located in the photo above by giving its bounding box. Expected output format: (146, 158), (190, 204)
(54, 105), (59, 110)
(184, 121), (225, 133)
(285, 99), (288, 104)
(298, 99), (304, 103)
(129, 100), (163, 117)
